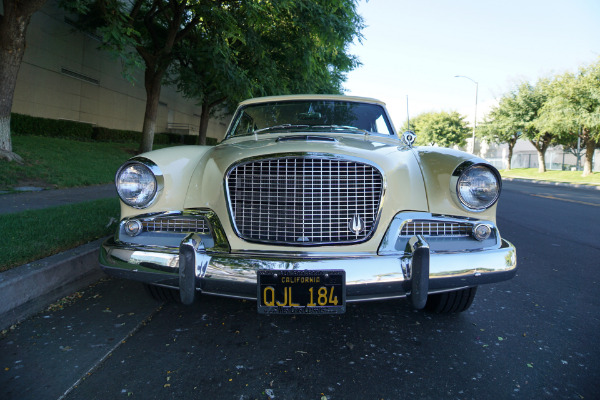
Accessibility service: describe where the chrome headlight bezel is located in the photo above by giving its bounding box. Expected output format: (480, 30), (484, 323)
(450, 162), (501, 212)
(115, 157), (164, 209)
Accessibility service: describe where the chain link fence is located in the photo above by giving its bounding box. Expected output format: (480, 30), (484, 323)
(486, 150), (599, 172)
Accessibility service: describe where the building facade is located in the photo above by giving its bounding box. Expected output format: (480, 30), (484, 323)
(9, 0), (229, 141)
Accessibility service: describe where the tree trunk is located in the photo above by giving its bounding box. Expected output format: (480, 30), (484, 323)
(506, 142), (514, 170)
(197, 97), (225, 146)
(139, 68), (164, 154)
(536, 150), (546, 173)
(582, 132), (596, 177)
(0, 0), (45, 162)
(197, 102), (210, 146)
(530, 135), (551, 173)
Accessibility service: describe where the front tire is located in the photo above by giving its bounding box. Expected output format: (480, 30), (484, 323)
(425, 287), (477, 313)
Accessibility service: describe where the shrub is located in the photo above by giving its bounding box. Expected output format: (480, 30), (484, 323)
(10, 113), (218, 146)
(92, 126), (141, 143)
(11, 113), (93, 140)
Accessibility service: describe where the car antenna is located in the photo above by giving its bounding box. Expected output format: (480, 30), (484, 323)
(406, 95), (410, 131)
(401, 95), (416, 147)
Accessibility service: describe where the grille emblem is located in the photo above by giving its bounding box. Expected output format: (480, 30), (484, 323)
(349, 214), (365, 236)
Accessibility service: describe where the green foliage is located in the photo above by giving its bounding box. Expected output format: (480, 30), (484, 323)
(172, 0), (363, 143)
(92, 126), (141, 143)
(0, 198), (120, 271)
(410, 111), (469, 147)
(477, 92), (522, 145)
(171, 1), (363, 144)
(11, 113), (94, 140)
(64, 0), (363, 149)
(537, 59), (600, 145)
(483, 58), (600, 174)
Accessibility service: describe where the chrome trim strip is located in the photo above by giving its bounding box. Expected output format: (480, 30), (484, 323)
(276, 135), (338, 143)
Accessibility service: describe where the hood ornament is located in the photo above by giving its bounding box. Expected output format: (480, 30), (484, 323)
(401, 131), (417, 148)
(349, 214), (366, 236)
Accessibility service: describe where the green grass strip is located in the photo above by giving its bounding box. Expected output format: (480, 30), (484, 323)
(0, 136), (138, 189)
(0, 198), (120, 272)
(500, 168), (600, 186)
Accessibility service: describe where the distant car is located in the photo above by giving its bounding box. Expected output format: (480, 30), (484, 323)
(100, 95), (516, 314)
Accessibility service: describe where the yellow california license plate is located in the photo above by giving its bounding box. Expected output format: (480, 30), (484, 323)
(257, 270), (346, 314)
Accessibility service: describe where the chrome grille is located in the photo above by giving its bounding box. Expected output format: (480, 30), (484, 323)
(227, 157), (383, 245)
(400, 220), (471, 237)
(142, 217), (210, 234)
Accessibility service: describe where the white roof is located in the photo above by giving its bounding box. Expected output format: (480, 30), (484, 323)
(239, 94), (387, 106)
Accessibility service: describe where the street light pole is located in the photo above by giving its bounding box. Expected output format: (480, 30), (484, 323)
(455, 75), (478, 154)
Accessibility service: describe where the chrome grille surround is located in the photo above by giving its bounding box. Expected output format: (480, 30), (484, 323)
(400, 220), (472, 237)
(226, 155), (384, 245)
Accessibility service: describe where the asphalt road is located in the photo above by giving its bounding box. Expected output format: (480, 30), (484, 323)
(2, 180), (599, 400)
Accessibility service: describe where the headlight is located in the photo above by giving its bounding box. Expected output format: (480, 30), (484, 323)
(455, 164), (501, 211)
(115, 159), (162, 208)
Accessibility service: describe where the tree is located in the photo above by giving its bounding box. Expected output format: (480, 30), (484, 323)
(410, 111), (469, 148)
(69, 0), (363, 150)
(537, 59), (600, 176)
(172, 0), (363, 145)
(0, 0), (48, 163)
(66, 0), (228, 153)
(513, 80), (559, 173)
(477, 92), (523, 170)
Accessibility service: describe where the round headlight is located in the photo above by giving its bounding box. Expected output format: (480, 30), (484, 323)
(456, 164), (501, 211)
(116, 161), (159, 208)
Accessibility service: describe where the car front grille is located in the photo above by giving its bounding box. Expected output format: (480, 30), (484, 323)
(226, 156), (384, 245)
(141, 217), (210, 234)
(400, 220), (472, 237)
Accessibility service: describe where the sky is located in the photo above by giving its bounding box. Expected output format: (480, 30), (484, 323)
(343, 0), (600, 131)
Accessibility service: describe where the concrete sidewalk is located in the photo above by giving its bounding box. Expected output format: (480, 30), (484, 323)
(0, 183), (116, 214)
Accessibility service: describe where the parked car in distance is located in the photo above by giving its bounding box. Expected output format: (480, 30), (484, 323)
(100, 95), (517, 314)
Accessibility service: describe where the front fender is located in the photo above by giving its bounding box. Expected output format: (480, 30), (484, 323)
(413, 147), (497, 222)
(119, 146), (215, 219)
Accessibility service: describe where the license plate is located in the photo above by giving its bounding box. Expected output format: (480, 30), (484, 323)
(257, 270), (346, 314)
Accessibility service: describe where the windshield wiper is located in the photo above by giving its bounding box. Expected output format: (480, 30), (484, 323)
(253, 124), (310, 134)
(311, 125), (370, 135)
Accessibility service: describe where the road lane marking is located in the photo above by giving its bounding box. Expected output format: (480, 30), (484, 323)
(530, 194), (600, 207)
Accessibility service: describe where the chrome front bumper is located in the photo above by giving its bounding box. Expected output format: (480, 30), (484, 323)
(99, 233), (517, 305)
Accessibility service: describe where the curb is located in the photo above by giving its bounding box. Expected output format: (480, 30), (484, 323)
(502, 177), (600, 191)
(0, 238), (108, 331)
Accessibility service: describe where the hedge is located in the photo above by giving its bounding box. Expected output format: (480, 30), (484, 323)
(10, 113), (218, 145)
(11, 113), (93, 140)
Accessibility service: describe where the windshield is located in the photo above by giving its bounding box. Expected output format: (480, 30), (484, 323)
(227, 100), (394, 138)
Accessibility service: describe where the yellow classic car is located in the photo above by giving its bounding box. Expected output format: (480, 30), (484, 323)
(100, 95), (517, 314)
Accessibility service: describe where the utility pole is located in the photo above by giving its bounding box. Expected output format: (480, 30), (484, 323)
(455, 75), (478, 154)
